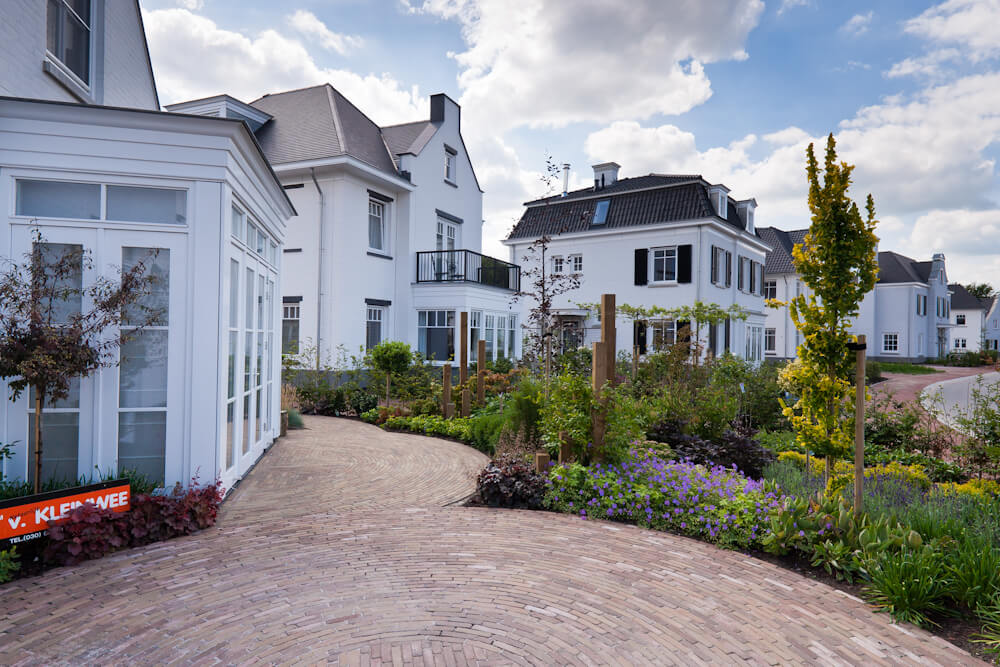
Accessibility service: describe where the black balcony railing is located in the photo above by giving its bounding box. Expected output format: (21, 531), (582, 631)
(416, 249), (520, 291)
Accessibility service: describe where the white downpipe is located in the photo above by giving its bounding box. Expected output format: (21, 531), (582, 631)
(311, 168), (325, 371)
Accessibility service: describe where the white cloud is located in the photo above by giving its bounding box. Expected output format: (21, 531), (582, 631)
(175, 0), (203, 9)
(886, 48), (961, 79)
(904, 0), (1000, 62)
(840, 11), (873, 36)
(777, 0), (809, 15)
(404, 0), (764, 132)
(287, 10), (363, 55)
(142, 9), (424, 124)
(910, 209), (1000, 256)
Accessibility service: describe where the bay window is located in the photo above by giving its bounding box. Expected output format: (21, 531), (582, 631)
(418, 310), (455, 361)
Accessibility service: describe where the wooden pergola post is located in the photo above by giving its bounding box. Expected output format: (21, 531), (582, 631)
(460, 312), (470, 417)
(601, 293), (616, 385)
(442, 363), (454, 418)
(852, 335), (867, 512)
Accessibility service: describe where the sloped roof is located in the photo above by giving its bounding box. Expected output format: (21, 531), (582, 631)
(877, 251), (931, 284)
(507, 178), (748, 240)
(381, 120), (437, 157)
(249, 85), (398, 175)
(758, 227), (807, 274)
(949, 283), (992, 310)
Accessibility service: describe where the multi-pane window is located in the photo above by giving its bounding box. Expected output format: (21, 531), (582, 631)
(369, 199), (385, 251)
(484, 314), (495, 360)
(745, 325), (763, 362)
(651, 320), (676, 350)
(28, 242), (83, 485)
(496, 316), (507, 359)
(508, 316), (517, 359)
(552, 255), (564, 274)
(571, 254), (583, 273)
(418, 310), (455, 361)
(470, 310), (481, 362)
(765, 328), (776, 354)
(883, 333), (899, 353)
(47, 0), (91, 84)
(711, 246), (730, 286)
(16, 179), (186, 225)
(226, 260), (239, 469)
(118, 247), (170, 486)
(764, 280), (777, 300)
(445, 149), (457, 182)
(956, 314), (966, 325)
(651, 247), (677, 283)
(954, 338), (967, 349)
(436, 220), (457, 251)
(916, 294), (927, 316)
(282, 304), (300, 354)
(231, 205), (277, 266)
(366, 307), (384, 351)
(243, 267), (254, 455)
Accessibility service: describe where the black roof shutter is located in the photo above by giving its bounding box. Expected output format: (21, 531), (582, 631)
(677, 245), (692, 284)
(634, 248), (648, 285)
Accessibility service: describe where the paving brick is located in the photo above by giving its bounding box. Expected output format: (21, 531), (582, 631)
(0, 416), (984, 665)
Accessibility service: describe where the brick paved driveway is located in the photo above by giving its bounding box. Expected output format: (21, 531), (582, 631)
(0, 417), (982, 666)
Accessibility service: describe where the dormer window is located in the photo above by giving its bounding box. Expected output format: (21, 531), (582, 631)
(47, 0), (92, 85)
(592, 199), (610, 225)
(444, 146), (457, 184)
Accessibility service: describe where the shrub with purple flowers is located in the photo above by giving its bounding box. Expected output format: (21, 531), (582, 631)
(544, 447), (784, 550)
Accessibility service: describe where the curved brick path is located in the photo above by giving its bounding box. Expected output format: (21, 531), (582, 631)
(0, 417), (981, 665)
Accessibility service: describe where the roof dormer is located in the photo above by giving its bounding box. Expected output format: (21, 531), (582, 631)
(736, 198), (757, 233)
(707, 184), (730, 219)
(166, 94), (273, 133)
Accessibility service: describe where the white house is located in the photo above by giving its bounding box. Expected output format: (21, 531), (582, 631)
(169, 87), (520, 367)
(0, 1), (295, 491)
(986, 299), (1000, 352)
(758, 227), (954, 362)
(504, 164), (770, 362)
(948, 284), (993, 354)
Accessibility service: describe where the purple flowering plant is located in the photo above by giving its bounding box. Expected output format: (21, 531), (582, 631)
(544, 446), (785, 550)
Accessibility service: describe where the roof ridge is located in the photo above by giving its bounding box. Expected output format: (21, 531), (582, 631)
(325, 85), (347, 158)
(524, 176), (705, 206)
(381, 119), (430, 130)
(248, 83), (329, 104)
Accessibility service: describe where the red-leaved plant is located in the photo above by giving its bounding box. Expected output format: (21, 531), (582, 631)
(44, 478), (224, 567)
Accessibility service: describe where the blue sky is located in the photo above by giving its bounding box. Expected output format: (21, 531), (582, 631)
(140, 0), (1000, 286)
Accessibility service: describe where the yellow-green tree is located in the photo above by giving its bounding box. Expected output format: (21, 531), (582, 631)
(780, 134), (879, 483)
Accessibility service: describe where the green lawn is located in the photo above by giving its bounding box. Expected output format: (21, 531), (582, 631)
(877, 361), (943, 375)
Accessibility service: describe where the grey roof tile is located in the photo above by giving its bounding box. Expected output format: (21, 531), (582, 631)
(382, 120), (437, 157)
(949, 283), (991, 310)
(758, 227), (807, 274)
(508, 177), (747, 240)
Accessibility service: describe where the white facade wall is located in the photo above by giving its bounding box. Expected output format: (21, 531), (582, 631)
(0, 0), (158, 109)
(951, 308), (985, 353)
(507, 219), (769, 361)
(985, 302), (1000, 351)
(0, 100), (292, 491)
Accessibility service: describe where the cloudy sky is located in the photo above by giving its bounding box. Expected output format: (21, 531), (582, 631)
(140, 0), (1000, 287)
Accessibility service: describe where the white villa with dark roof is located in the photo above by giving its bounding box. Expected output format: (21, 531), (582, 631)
(758, 227), (955, 362)
(1, 1), (294, 490)
(949, 284), (995, 353)
(504, 163), (770, 361)
(169, 87), (520, 367)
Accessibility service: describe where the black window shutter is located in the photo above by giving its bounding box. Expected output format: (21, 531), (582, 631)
(710, 246), (718, 284)
(708, 322), (718, 356)
(634, 248), (648, 285)
(677, 245), (692, 283)
(634, 320), (647, 355)
(737, 257), (745, 291)
(725, 251), (732, 287)
(724, 318), (731, 352)
(750, 260), (757, 295)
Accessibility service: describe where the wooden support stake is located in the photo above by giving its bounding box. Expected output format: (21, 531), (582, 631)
(591, 341), (608, 455)
(477, 339), (486, 405)
(460, 312), (469, 386)
(854, 334), (866, 513)
(558, 430), (570, 464)
(632, 345), (639, 379)
(442, 363), (453, 418)
(601, 293), (616, 385)
(534, 451), (550, 474)
(461, 388), (471, 417)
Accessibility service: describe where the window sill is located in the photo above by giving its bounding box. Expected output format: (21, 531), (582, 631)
(367, 250), (393, 260)
(444, 179), (458, 188)
(43, 57), (94, 104)
(648, 281), (679, 288)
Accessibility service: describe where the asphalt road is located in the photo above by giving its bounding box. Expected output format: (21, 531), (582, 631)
(921, 371), (1000, 429)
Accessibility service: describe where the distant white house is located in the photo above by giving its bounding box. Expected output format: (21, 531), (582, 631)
(985, 299), (1000, 352)
(169, 87), (520, 367)
(948, 284), (993, 354)
(758, 227), (955, 362)
(0, 1), (294, 491)
(504, 164), (769, 362)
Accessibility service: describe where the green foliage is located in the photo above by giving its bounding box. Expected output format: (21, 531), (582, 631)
(780, 134), (880, 464)
(0, 547), (19, 583)
(601, 384), (647, 463)
(974, 592), (1000, 657)
(711, 356), (788, 432)
(757, 430), (800, 453)
(467, 412), (506, 454)
(380, 415), (493, 454)
(761, 459), (826, 500)
(504, 377), (544, 445)
(946, 538), (1000, 611)
(540, 371), (593, 460)
(287, 408), (304, 429)
(367, 341), (414, 402)
(862, 547), (951, 627)
(945, 376), (1000, 479)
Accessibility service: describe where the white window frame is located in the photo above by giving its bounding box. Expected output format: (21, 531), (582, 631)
(13, 177), (189, 228)
(954, 338), (967, 350)
(882, 332), (899, 354)
(570, 254), (583, 274)
(366, 306), (385, 351)
(445, 149), (457, 184)
(45, 0), (94, 93)
(282, 303), (300, 354)
(764, 328), (776, 354)
(552, 255), (564, 274)
(650, 246), (678, 284)
(368, 198), (387, 253)
(763, 280), (777, 300)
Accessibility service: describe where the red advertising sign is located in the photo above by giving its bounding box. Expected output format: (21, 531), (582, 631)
(0, 479), (131, 548)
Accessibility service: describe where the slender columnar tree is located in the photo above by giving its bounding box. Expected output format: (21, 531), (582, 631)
(781, 134), (880, 485)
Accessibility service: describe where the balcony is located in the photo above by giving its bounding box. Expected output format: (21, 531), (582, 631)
(416, 250), (520, 291)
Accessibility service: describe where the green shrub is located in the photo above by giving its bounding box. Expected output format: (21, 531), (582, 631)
(409, 397), (441, 416)
(946, 538), (1000, 611)
(863, 547), (952, 627)
(380, 415), (490, 454)
(468, 413), (505, 454)
(540, 372), (593, 461)
(756, 430), (800, 453)
(865, 360), (882, 383)
(288, 408), (304, 429)
(367, 340), (414, 402)
(762, 459), (825, 500)
(876, 361), (941, 375)
(975, 592), (1000, 657)
(505, 377), (543, 445)
(0, 547), (19, 583)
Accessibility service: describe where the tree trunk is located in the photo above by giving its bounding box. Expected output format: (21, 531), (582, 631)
(33, 387), (44, 494)
(385, 375), (391, 406)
